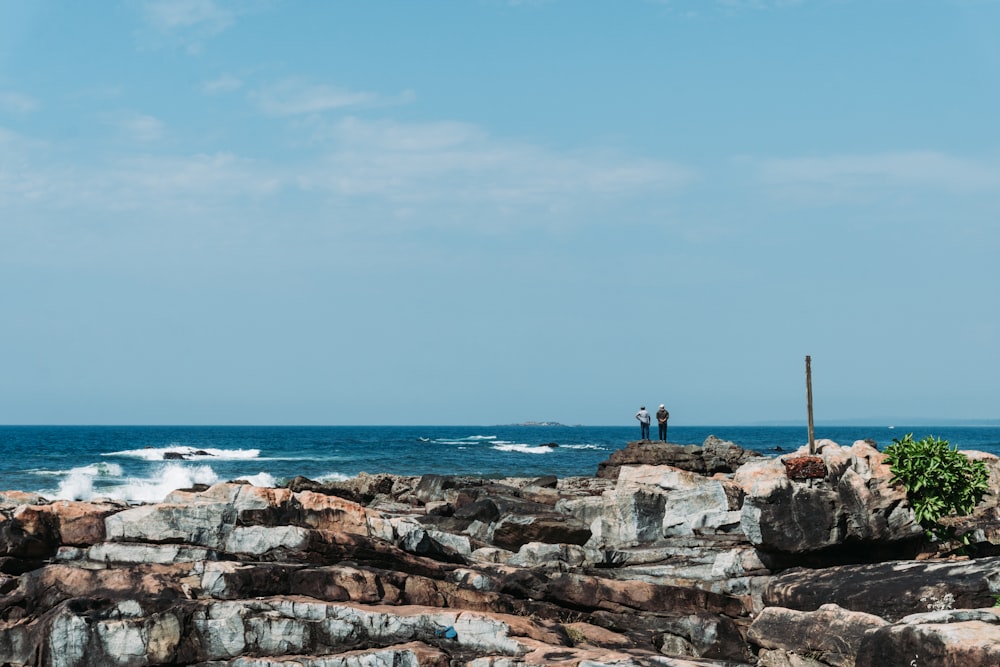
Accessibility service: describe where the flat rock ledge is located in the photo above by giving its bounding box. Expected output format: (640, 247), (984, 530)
(1, 437), (999, 666)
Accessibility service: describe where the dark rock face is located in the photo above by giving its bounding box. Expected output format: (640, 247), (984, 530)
(491, 514), (591, 551)
(736, 439), (924, 556)
(287, 472), (400, 504)
(596, 435), (763, 479)
(748, 603), (888, 666)
(0, 438), (998, 665)
(764, 557), (1000, 622)
(855, 608), (1000, 667)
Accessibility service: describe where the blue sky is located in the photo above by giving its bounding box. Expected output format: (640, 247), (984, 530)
(1, 0), (998, 426)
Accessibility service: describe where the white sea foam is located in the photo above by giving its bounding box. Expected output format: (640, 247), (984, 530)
(233, 472), (278, 487)
(561, 444), (605, 451)
(50, 463), (220, 503)
(74, 462), (125, 477)
(33, 462), (125, 477)
(434, 435), (497, 445)
(103, 446), (261, 461)
(317, 471), (352, 483)
(54, 472), (98, 501)
(493, 443), (556, 455)
(49, 462), (126, 501)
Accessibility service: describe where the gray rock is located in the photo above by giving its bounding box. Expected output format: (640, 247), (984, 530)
(737, 440), (923, 555)
(764, 556), (1000, 622)
(748, 604), (888, 667)
(596, 436), (763, 479)
(856, 607), (1000, 667)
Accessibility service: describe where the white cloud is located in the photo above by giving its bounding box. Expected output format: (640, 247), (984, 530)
(114, 112), (166, 143)
(0, 147), (279, 217)
(142, 0), (234, 33)
(109, 152), (281, 205)
(138, 0), (267, 53)
(0, 114), (696, 232)
(0, 91), (39, 114)
(0, 126), (51, 202)
(252, 79), (380, 116)
(752, 151), (1000, 193)
(327, 117), (489, 151)
(202, 73), (243, 94)
(300, 117), (697, 206)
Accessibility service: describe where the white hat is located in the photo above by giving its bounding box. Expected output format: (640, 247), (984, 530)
(659, 404), (665, 408)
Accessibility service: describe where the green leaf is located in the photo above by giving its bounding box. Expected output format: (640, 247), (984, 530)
(884, 434), (991, 536)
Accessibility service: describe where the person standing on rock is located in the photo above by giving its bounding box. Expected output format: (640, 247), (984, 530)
(635, 406), (651, 441)
(656, 404), (669, 442)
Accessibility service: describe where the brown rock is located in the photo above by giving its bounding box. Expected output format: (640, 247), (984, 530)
(597, 436), (762, 480)
(764, 556), (1000, 622)
(856, 608), (1000, 667)
(748, 604), (888, 665)
(737, 440), (923, 556)
(781, 455), (826, 480)
(491, 514), (591, 551)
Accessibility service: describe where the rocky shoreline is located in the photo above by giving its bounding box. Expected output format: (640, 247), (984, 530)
(1, 436), (999, 666)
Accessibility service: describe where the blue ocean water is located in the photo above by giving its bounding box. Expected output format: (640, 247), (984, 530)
(1, 424), (998, 504)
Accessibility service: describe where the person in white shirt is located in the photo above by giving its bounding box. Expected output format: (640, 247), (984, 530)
(635, 406), (651, 441)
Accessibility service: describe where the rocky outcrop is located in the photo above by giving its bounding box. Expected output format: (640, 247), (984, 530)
(1, 477), (760, 666)
(0, 438), (998, 666)
(855, 608), (1000, 667)
(735, 439), (924, 559)
(596, 436), (764, 479)
(763, 557), (1000, 621)
(748, 604), (888, 666)
(597, 435), (762, 479)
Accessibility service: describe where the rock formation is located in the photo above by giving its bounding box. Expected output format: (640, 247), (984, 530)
(0, 438), (998, 666)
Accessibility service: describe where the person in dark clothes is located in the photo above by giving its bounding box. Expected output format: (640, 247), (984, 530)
(656, 404), (669, 442)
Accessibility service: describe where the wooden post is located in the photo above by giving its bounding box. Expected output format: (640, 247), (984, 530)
(806, 355), (815, 455)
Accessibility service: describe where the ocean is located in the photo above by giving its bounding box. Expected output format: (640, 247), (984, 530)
(1, 424), (999, 505)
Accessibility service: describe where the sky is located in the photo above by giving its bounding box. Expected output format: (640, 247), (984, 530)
(1, 0), (998, 426)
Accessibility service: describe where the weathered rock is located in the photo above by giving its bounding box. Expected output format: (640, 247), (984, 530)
(748, 604), (888, 667)
(530, 474), (558, 489)
(781, 455), (826, 480)
(0, 491), (48, 507)
(285, 472), (404, 504)
(599, 466), (745, 548)
(491, 513), (591, 551)
(737, 440), (923, 556)
(855, 607), (1000, 667)
(602, 536), (771, 603)
(596, 436), (763, 479)
(0, 435), (995, 667)
(413, 475), (486, 505)
(764, 556), (1000, 622)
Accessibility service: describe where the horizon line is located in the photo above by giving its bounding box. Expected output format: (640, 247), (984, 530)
(1, 420), (998, 428)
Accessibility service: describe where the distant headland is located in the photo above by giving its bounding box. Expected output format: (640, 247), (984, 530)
(504, 421), (568, 427)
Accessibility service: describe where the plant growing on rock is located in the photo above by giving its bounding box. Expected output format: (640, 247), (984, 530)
(883, 433), (990, 542)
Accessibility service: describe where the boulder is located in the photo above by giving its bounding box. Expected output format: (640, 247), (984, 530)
(736, 440), (923, 556)
(599, 466), (745, 547)
(856, 608), (1000, 667)
(764, 556), (1000, 622)
(491, 513), (591, 551)
(596, 435), (763, 479)
(748, 604), (888, 667)
(285, 472), (402, 504)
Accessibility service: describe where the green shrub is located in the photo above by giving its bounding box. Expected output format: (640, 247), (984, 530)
(883, 433), (990, 541)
